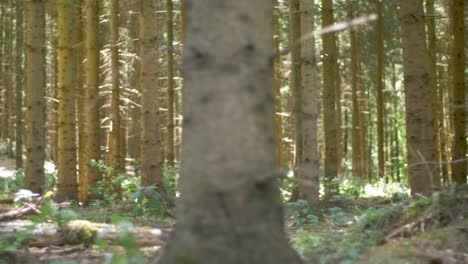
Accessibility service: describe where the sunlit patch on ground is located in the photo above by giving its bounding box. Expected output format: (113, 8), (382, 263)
(0, 156), (56, 178)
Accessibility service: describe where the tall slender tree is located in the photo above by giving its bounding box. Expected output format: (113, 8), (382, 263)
(56, 0), (78, 201)
(166, 0), (175, 166)
(140, 0), (165, 191)
(273, 0), (284, 168)
(299, 0), (320, 209)
(289, 0), (302, 174)
(375, 0), (385, 180)
(84, 0), (102, 195)
(15, 0), (24, 168)
(76, 0), (86, 203)
(159, 0), (303, 262)
(425, 0), (441, 187)
(5, 0), (14, 158)
(110, 0), (123, 172)
(0, 3), (4, 142)
(451, 0), (466, 184)
(400, 0), (439, 195)
(321, 0), (339, 195)
(25, 0), (46, 194)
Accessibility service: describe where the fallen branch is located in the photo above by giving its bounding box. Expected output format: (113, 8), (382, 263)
(0, 220), (171, 248)
(0, 204), (40, 221)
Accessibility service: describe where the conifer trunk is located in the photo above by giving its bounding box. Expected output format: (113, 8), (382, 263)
(56, 0), (78, 201)
(400, 0), (439, 195)
(25, 0), (46, 194)
(299, 0), (320, 209)
(15, 0), (24, 169)
(158, 1), (303, 263)
(84, 0), (102, 191)
(166, 0), (175, 166)
(140, 0), (165, 191)
(110, 0), (123, 172)
(375, 0), (385, 180)
(450, 0), (466, 184)
(321, 0), (339, 195)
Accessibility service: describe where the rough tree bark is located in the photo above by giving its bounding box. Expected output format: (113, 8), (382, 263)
(25, 0), (46, 194)
(299, 0), (320, 209)
(15, 0), (24, 169)
(140, 0), (165, 191)
(84, 0), (102, 193)
(375, 0), (385, 180)
(400, 0), (439, 195)
(321, 0), (339, 195)
(158, 0), (303, 263)
(450, 0), (466, 184)
(110, 0), (123, 172)
(56, 0), (78, 201)
(166, 0), (175, 166)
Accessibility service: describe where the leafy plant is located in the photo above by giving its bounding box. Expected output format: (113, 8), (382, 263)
(163, 165), (178, 197)
(285, 199), (320, 228)
(328, 206), (347, 225)
(131, 186), (169, 218)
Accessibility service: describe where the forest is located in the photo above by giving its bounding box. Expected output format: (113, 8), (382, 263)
(0, 0), (466, 263)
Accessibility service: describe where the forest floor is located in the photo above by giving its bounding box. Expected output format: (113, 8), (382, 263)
(0, 156), (467, 264)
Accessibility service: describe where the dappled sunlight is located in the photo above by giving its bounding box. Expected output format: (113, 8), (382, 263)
(362, 181), (409, 198)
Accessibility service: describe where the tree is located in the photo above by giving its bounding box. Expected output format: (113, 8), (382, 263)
(450, 0), (466, 184)
(109, 0), (123, 172)
(273, 0), (284, 168)
(56, 0), (77, 201)
(5, 0), (14, 158)
(140, 0), (165, 191)
(25, 0), (46, 194)
(158, 0), (302, 263)
(15, 0), (24, 169)
(425, 0), (441, 187)
(166, 0), (175, 166)
(289, 0), (302, 174)
(76, 0), (86, 203)
(84, 0), (102, 194)
(299, 0), (320, 209)
(321, 0), (339, 195)
(400, 0), (439, 195)
(375, 0), (385, 180)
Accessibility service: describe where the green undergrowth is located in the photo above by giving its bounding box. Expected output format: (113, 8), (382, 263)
(290, 184), (468, 264)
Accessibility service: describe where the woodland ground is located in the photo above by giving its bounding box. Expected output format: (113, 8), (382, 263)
(0, 156), (467, 264)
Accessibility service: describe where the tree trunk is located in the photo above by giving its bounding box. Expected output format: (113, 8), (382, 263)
(450, 0), (466, 184)
(350, 22), (362, 178)
(110, 0), (123, 172)
(140, 0), (165, 192)
(84, 0), (102, 193)
(273, 0), (284, 168)
(15, 0), (24, 169)
(166, 0), (175, 167)
(289, 0), (302, 176)
(5, 0), (14, 159)
(158, 1), (303, 263)
(376, 0), (385, 180)
(0, 3), (5, 142)
(56, 0), (78, 201)
(400, 0), (439, 195)
(299, 0), (319, 209)
(75, 0), (86, 203)
(321, 0), (339, 196)
(128, 0), (141, 170)
(25, 0), (46, 194)
(426, 0), (442, 187)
